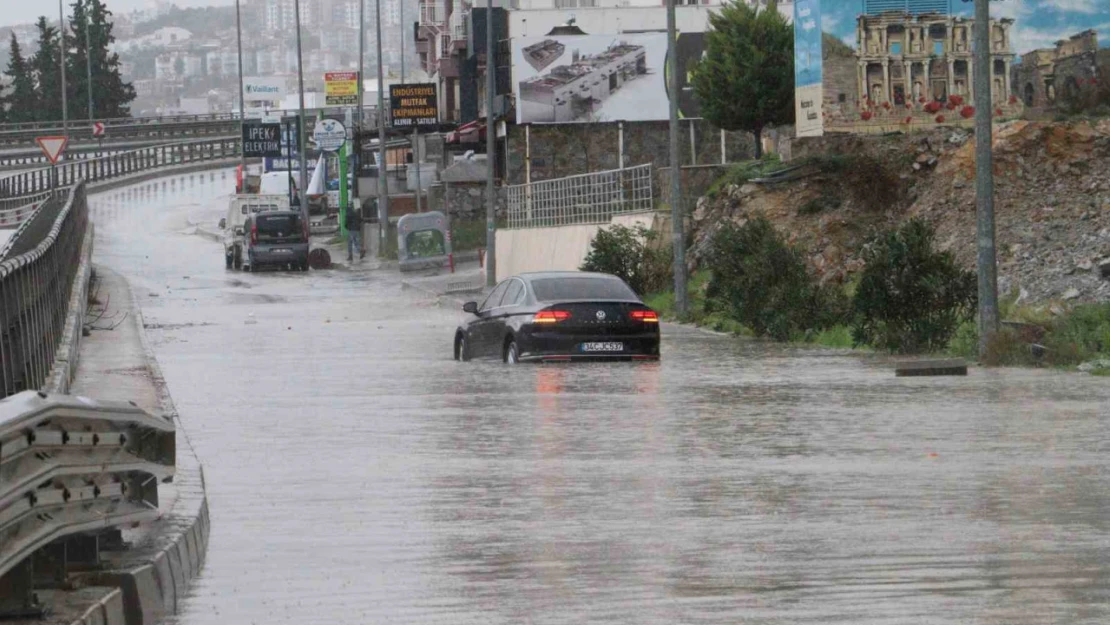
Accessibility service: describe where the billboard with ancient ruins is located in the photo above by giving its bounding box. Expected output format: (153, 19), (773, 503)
(798, 0), (1110, 134)
(512, 33), (706, 124)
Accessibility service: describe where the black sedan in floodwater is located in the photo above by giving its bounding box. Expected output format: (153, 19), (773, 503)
(454, 272), (661, 363)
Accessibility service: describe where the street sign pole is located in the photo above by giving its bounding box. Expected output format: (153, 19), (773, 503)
(413, 128), (421, 212)
(666, 0), (687, 316)
(973, 0), (999, 357)
(294, 0), (309, 225)
(485, 0), (497, 286)
(85, 10), (94, 121)
(235, 0), (247, 173)
(339, 142), (349, 236)
(374, 0), (389, 248)
(59, 0), (68, 139)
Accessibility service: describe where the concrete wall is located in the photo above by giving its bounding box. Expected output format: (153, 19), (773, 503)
(495, 211), (655, 281)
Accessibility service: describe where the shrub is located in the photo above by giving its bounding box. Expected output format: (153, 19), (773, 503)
(798, 194), (841, 216)
(705, 154), (783, 198)
(852, 218), (977, 353)
(580, 224), (672, 296)
(1045, 303), (1110, 364)
(705, 216), (845, 341)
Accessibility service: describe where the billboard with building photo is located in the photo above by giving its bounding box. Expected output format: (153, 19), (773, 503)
(800, 0), (1110, 134)
(512, 32), (706, 124)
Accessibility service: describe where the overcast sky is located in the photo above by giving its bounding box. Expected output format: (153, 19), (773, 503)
(2, 0), (234, 29)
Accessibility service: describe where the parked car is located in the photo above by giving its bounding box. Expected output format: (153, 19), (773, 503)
(240, 211), (310, 272)
(454, 272), (661, 363)
(220, 194), (289, 269)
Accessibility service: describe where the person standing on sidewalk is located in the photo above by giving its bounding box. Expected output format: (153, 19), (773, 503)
(345, 206), (364, 262)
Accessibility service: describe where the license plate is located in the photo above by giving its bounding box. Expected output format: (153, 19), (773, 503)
(581, 342), (624, 353)
(272, 248), (292, 254)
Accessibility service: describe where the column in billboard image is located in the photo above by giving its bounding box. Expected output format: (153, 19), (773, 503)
(794, 0), (824, 137)
(513, 33), (706, 124)
(796, 0), (1110, 134)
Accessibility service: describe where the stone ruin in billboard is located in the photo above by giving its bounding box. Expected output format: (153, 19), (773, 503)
(809, 1), (1109, 134)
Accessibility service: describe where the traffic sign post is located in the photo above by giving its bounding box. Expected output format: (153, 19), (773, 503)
(92, 122), (105, 137)
(36, 136), (69, 188)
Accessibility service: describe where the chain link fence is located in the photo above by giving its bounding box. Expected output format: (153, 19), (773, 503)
(506, 163), (653, 229)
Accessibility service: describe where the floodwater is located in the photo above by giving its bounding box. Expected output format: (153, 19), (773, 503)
(88, 170), (1110, 625)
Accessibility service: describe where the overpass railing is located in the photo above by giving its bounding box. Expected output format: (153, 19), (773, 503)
(0, 391), (175, 616)
(0, 191), (54, 228)
(0, 138), (240, 199)
(0, 184), (87, 396)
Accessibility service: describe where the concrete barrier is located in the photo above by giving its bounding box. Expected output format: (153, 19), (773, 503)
(45, 223), (94, 393)
(495, 211), (656, 282)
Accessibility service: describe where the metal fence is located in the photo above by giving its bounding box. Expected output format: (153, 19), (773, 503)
(0, 138), (239, 199)
(0, 390), (175, 615)
(506, 163), (654, 230)
(0, 184), (87, 396)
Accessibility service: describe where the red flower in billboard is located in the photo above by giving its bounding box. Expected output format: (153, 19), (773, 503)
(861, 111), (874, 121)
(995, 108), (1004, 116)
(935, 114), (946, 123)
(906, 103), (913, 110)
(960, 105), (975, 119)
(1009, 95), (1018, 104)
(949, 95), (964, 106)
(946, 101), (957, 110)
(903, 116), (913, 124)
(924, 101), (942, 114)
(882, 101), (892, 109)
(919, 97), (927, 104)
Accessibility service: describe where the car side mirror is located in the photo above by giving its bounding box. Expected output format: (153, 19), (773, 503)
(463, 301), (479, 315)
(218, 218), (227, 229)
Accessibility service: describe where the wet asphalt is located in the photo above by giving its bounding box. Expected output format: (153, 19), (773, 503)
(88, 169), (1110, 625)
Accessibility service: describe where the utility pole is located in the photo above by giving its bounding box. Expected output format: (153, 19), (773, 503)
(375, 0), (389, 245)
(85, 7), (93, 121)
(59, 0), (68, 139)
(973, 0), (998, 357)
(235, 0), (246, 172)
(400, 0), (406, 82)
(294, 0), (309, 225)
(666, 0), (686, 316)
(355, 0), (365, 200)
(484, 0), (497, 286)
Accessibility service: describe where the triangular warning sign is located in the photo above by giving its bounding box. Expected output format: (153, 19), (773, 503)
(36, 136), (69, 165)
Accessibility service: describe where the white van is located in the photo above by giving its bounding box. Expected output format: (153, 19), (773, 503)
(259, 171), (297, 197)
(219, 194), (290, 269)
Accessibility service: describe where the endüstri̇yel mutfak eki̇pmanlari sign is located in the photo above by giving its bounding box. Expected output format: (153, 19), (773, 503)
(389, 83), (439, 129)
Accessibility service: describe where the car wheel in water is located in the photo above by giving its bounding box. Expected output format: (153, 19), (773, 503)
(225, 254), (233, 269)
(233, 247), (242, 270)
(455, 335), (471, 362)
(505, 340), (519, 364)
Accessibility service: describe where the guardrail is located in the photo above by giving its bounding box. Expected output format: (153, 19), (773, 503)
(0, 105), (387, 149)
(0, 390), (175, 617)
(0, 184), (87, 395)
(0, 191), (53, 228)
(0, 138), (240, 199)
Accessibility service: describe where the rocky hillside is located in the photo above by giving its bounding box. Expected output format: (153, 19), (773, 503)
(689, 120), (1110, 304)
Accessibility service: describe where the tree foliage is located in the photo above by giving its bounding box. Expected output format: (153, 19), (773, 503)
(66, 0), (136, 119)
(30, 17), (65, 122)
(705, 216), (845, 341)
(692, 0), (794, 158)
(852, 219), (977, 353)
(4, 34), (38, 123)
(580, 224), (672, 296)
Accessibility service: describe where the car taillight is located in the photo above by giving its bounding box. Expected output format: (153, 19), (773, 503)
(630, 310), (659, 323)
(533, 310), (571, 324)
(250, 223), (257, 244)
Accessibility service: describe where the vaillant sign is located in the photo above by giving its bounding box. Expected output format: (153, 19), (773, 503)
(243, 77), (286, 100)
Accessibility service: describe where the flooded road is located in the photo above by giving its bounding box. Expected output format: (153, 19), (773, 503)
(89, 170), (1110, 625)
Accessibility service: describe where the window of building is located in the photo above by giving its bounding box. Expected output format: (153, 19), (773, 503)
(890, 42), (903, 55)
(934, 41), (944, 56)
(838, 93), (847, 103)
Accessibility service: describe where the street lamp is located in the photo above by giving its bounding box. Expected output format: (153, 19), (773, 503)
(59, 0), (68, 137)
(235, 0), (246, 173)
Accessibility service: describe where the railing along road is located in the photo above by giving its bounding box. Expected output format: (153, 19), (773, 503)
(0, 184), (87, 395)
(0, 391), (175, 616)
(506, 163), (655, 229)
(0, 138), (240, 200)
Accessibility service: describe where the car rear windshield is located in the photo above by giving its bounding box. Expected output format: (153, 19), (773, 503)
(256, 214), (302, 236)
(531, 277), (638, 302)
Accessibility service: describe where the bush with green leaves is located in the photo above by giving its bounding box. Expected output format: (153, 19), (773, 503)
(852, 219), (976, 353)
(580, 224), (672, 296)
(704, 216), (845, 341)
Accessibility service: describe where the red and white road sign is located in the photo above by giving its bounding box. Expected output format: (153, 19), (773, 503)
(35, 136), (69, 165)
(92, 121), (106, 137)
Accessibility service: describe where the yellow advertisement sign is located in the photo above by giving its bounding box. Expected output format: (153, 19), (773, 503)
(325, 71), (359, 106)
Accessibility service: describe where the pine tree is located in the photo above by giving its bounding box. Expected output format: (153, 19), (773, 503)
(67, 0), (92, 120)
(72, 0), (135, 119)
(31, 17), (65, 122)
(4, 34), (38, 123)
(691, 0), (795, 159)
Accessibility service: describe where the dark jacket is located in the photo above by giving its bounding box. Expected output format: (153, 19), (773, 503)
(345, 209), (363, 231)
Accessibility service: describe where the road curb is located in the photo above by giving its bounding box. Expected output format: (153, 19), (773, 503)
(78, 267), (211, 625)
